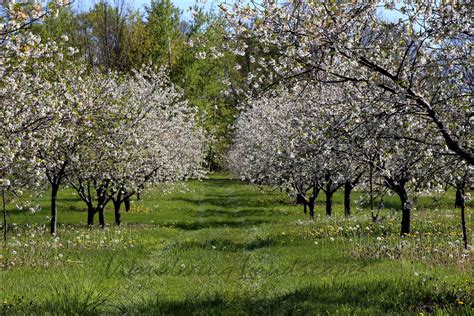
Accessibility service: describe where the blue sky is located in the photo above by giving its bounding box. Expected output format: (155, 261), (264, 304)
(74, 0), (220, 20)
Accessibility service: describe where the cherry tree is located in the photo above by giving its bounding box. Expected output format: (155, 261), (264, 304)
(354, 95), (447, 235)
(230, 83), (366, 219)
(221, 1), (473, 165)
(103, 68), (207, 227)
(439, 158), (471, 249)
(1, 0), (74, 238)
(230, 77), (449, 235)
(66, 68), (207, 227)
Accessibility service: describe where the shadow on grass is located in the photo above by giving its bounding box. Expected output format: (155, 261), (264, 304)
(7, 204), (86, 215)
(7, 281), (466, 315)
(174, 197), (289, 209)
(162, 219), (271, 231)
(114, 281), (462, 315)
(202, 178), (251, 188)
(191, 208), (272, 218)
(161, 236), (278, 253)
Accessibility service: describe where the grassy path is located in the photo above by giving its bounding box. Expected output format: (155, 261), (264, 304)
(0, 174), (472, 314)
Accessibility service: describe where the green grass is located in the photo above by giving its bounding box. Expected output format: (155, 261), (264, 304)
(0, 173), (472, 315)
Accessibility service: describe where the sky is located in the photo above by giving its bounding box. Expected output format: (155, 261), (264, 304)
(74, 0), (221, 20)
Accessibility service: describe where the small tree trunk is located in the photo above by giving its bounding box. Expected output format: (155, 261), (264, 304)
(325, 190), (333, 217)
(50, 183), (60, 235)
(124, 196), (130, 212)
(308, 200), (315, 220)
(296, 193), (304, 204)
(398, 187), (410, 236)
(369, 164), (374, 214)
(2, 189), (7, 243)
(296, 193), (306, 214)
(344, 180), (352, 217)
(87, 202), (95, 226)
(455, 188), (463, 208)
(459, 188), (468, 250)
(113, 200), (122, 226)
(98, 207), (106, 229)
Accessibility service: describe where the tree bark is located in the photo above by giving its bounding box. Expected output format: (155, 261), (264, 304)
(369, 164), (374, 214)
(308, 185), (319, 220)
(296, 193), (306, 214)
(308, 199), (315, 220)
(397, 187), (410, 236)
(455, 188), (463, 208)
(87, 202), (95, 226)
(459, 188), (468, 250)
(113, 200), (122, 226)
(124, 196), (130, 212)
(50, 182), (60, 235)
(325, 189), (333, 217)
(344, 180), (352, 217)
(2, 189), (7, 243)
(98, 207), (106, 229)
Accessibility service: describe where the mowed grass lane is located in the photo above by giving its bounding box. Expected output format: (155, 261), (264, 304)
(0, 174), (472, 314)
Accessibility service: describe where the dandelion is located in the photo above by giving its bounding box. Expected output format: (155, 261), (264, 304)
(330, 237), (335, 242)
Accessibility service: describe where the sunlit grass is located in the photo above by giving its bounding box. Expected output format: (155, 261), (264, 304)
(0, 174), (472, 314)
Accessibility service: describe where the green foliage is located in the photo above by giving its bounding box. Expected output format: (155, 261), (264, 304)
(145, 0), (182, 68)
(31, 7), (76, 43)
(1, 175), (472, 314)
(29, 1), (245, 168)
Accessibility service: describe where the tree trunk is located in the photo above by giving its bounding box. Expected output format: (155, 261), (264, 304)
(113, 200), (122, 226)
(455, 188), (463, 208)
(2, 189), (7, 243)
(87, 203), (95, 226)
(344, 180), (352, 217)
(124, 196), (130, 212)
(459, 188), (468, 250)
(308, 185), (320, 220)
(308, 200), (315, 220)
(398, 187), (410, 236)
(325, 190), (333, 217)
(98, 207), (106, 229)
(296, 193), (306, 214)
(50, 183), (60, 235)
(369, 164), (374, 214)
